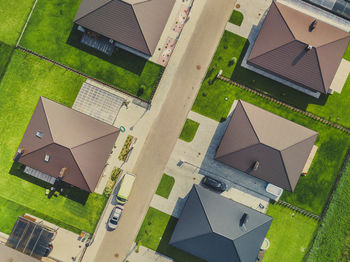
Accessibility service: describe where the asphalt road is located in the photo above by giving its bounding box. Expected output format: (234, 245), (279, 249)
(94, 0), (236, 261)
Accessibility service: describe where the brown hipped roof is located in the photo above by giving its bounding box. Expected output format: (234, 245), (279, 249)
(74, 0), (175, 55)
(215, 100), (318, 192)
(15, 97), (119, 192)
(247, 1), (350, 94)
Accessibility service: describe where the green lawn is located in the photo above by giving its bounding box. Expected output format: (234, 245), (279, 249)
(155, 174), (175, 199)
(19, 0), (163, 100)
(229, 10), (244, 26)
(263, 203), (319, 262)
(0, 0), (35, 45)
(306, 159), (350, 262)
(136, 207), (204, 262)
(179, 119), (200, 142)
(0, 50), (107, 234)
(196, 31), (350, 127)
(194, 79), (350, 215)
(0, 42), (14, 78)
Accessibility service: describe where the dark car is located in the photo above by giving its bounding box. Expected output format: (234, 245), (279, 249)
(202, 176), (227, 192)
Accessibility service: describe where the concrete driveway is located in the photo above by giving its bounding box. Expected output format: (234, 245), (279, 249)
(89, 0), (237, 261)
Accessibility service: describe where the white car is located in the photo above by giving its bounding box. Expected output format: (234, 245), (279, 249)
(107, 205), (124, 230)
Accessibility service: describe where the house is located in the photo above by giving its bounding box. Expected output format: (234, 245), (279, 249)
(215, 100), (318, 192)
(14, 97), (120, 192)
(74, 0), (176, 56)
(247, 1), (350, 95)
(169, 185), (273, 262)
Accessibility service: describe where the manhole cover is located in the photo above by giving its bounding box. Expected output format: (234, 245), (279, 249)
(236, 4), (240, 8)
(196, 65), (201, 70)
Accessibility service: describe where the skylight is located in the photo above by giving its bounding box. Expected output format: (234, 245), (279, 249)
(36, 131), (43, 138)
(44, 154), (50, 162)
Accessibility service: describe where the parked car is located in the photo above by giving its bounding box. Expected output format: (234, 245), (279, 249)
(107, 205), (124, 230)
(116, 173), (136, 205)
(202, 176), (227, 192)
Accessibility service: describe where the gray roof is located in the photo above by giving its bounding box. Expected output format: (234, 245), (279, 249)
(215, 100), (318, 191)
(247, 1), (350, 94)
(169, 185), (273, 262)
(74, 0), (175, 55)
(15, 97), (119, 192)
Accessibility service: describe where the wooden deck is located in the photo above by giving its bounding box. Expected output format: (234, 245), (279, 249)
(81, 32), (115, 56)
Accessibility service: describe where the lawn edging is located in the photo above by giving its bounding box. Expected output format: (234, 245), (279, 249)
(217, 75), (350, 134)
(16, 46), (149, 103)
(276, 200), (321, 221)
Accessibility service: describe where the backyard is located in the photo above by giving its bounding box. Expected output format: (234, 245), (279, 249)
(136, 207), (204, 262)
(0, 50), (107, 234)
(193, 31), (350, 128)
(19, 0), (163, 100)
(306, 158), (350, 262)
(0, 0), (35, 45)
(263, 203), (319, 262)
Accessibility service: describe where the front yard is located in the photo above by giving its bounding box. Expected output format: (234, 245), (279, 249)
(135, 207), (204, 262)
(0, 50), (107, 234)
(263, 203), (319, 262)
(19, 0), (163, 100)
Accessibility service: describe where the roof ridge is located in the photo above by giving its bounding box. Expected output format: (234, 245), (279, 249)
(70, 129), (119, 150)
(68, 148), (92, 192)
(317, 35), (350, 49)
(274, 1), (296, 40)
(239, 101), (261, 143)
(38, 97), (54, 142)
(232, 219), (272, 260)
(277, 149), (293, 191)
(215, 142), (261, 160)
(194, 186), (214, 233)
(314, 46), (327, 93)
(248, 39), (296, 62)
(21, 142), (56, 159)
(280, 132), (317, 152)
(131, 3), (152, 54)
(74, 0), (114, 22)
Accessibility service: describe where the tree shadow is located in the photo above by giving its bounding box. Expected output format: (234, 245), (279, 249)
(156, 217), (205, 262)
(9, 162), (89, 205)
(230, 41), (329, 110)
(66, 25), (147, 76)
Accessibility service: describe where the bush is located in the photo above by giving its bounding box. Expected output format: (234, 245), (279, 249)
(103, 167), (122, 197)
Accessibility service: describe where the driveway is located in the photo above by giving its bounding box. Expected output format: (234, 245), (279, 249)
(91, 0), (237, 261)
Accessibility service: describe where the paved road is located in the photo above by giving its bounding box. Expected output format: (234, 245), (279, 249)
(94, 0), (236, 261)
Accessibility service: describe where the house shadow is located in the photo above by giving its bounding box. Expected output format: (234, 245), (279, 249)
(9, 162), (89, 205)
(66, 25), (147, 76)
(229, 25), (328, 111)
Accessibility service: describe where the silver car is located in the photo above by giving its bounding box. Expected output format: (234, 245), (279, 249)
(107, 205), (124, 230)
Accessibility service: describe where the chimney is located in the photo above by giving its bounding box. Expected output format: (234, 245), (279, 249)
(305, 45), (313, 51)
(240, 213), (249, 231)
(14, 148), (24, 161)
(253, 161), (259, 171)
(59, 167), (67, 178)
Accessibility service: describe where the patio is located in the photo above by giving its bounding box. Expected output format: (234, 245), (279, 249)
(73, 81), (125, 125)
